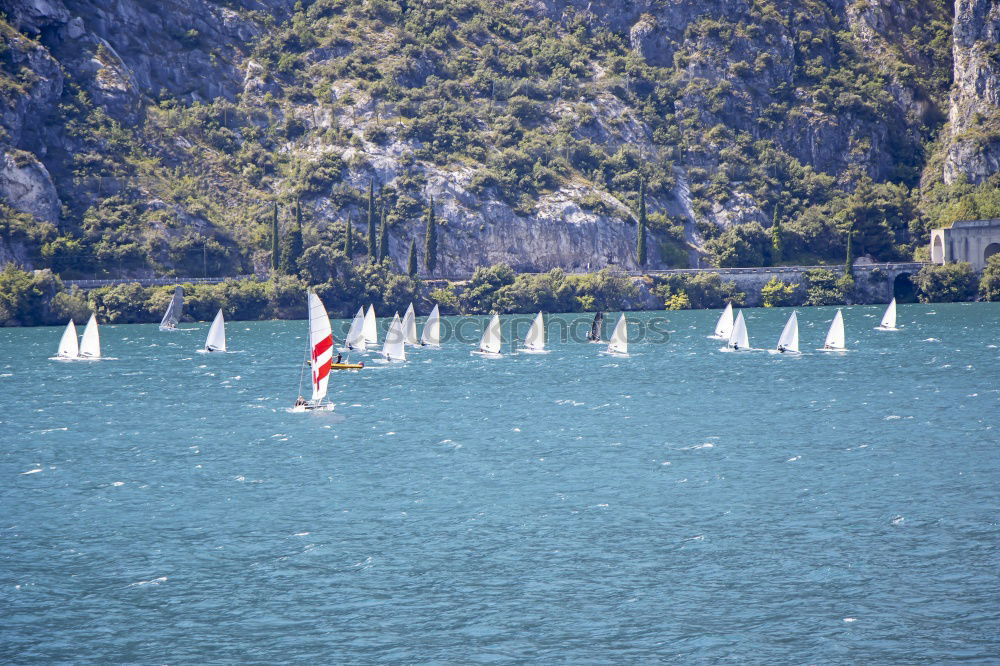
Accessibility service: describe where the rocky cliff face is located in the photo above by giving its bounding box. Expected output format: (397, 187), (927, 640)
(0, 0), (996, 277)
(943, 0), (1000, 185)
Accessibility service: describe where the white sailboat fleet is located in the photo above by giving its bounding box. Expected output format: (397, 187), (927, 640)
(420, 304), (440, 347)
(772, 311), (800, 354)
(876, 298), (898, 331)
(723, 310), (751, 352)
(518, 312), (549, 354)
(603, 313), (628, 357)
(473, 314), (503, 358)
(363, 305), (378, 345)
(202, 309), (226, 352)
(381, 313), (407, 362)
(402, 303), (419, 346)
(53, 314), (102, 360)
(819, 309), (848, 352)
(711, 302), (734, 340)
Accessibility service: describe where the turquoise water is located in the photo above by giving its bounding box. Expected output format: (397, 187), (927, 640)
(2, 303), (998, 663)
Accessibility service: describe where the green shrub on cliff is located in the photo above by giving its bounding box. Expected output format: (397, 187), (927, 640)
(980, 255), (1000, 301)
(761, 277), (799, 307)
(913, 263), (977, 303)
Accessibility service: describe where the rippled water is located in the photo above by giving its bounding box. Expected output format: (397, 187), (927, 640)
(2, 303), (998, 663)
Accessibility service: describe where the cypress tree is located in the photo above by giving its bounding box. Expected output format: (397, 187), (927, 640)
(378, 206), (389, 262)
(367, 179), (377, 263)
(424, 196), (437, 274)
(636, 179), (647, 267)
(280, 200), (303, 275)
(844, 226), (855, 276)
(407, 239), (417, 277)
(270, 201), (280, 272)
(343, 216), (353, 257)
(770, 205), (783, 265)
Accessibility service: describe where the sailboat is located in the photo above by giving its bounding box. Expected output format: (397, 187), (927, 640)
(722, 310), (751, 351)
(519, 312), (550, 354)
(159, 286), (186, 331)
(343, 306), (367, 352)
(381, 313), (407, 362)
(710, 302), (734, 340)
(602, 313), (628, 356)
(472, 314), (502, 357)
(771, 311), (800, 354)
(363, 305), (378, 345)
(79, 313), (101, 359)
(292, 292), (335, 411)
(402, 303), (419, 345)
(875, 298), (899, 331)
(819, 309), (847, 352)
(54, 319), (79, 359)
(420, 304), (441, 348)
(587, 311), (603, 343)
(202, 309), (226, 352)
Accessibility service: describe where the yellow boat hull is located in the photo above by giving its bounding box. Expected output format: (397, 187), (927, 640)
(331, 362), (364, 370)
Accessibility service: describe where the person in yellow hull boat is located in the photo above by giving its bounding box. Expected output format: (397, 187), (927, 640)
(331, 353), (364, 371)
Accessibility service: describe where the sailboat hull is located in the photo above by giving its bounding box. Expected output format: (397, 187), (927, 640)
(471, 350), (502, 358)
(517, 347), (550, 354)
(599, 350), (629, 358)
(291, 402), (335, 413)
(817, 347), (849, 352)
(874, 326), (899, 331)
(767, 349), (802, 355)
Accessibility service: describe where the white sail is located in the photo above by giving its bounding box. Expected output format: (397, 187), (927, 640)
(57, 320), (79, 358)
(421, 304), (441, 346)
(79, 314), (101, 358)
(608, 313), (628, 355)
(382, 313), (406, 361)
(823, 309), (846, 350)
(728, 311), (749, 350)
(522, 312), (545, 351)
(402, 303), (419, 345)
(363, 305), (378, 344)
(776, 311), (799, 353)
(478, 314), (502, 354)
(878, 298), (897, 329)
(204, 309), (226, 352)
(714, 302), (734, 339)
(345, 306), (367, 351)
(160, 286), (183, 330)
(308, 292), (334, 402)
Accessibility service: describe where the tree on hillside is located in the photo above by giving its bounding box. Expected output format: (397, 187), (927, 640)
(270, 201), (280, 272)
(770, 205), (783, 264)
(367, 179), (377, 263)
(378, 206), (389, 262)
(407, 239), (418, 277)
(343, 216), (353, 257)
(279, 200), (303, 276)
(424, 197), (437, 274)
(636, 179), (647, 267)
(837, 176), (894, 259)
(844, 225), (855, 276)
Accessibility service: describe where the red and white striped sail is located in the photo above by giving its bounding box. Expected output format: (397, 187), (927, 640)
(308, 292), (334, 403)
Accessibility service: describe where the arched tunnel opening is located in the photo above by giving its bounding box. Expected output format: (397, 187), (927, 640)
(893, 272), (917, 303)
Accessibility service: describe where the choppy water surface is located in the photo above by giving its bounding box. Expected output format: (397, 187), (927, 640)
(2, 303), (998, 663)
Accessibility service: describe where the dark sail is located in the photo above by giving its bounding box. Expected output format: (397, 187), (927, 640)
(588, 311), (603, 342)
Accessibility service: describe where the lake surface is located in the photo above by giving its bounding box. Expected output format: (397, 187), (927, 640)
(2, 303), (998, 663)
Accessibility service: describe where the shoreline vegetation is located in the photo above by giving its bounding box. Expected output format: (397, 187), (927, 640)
(2, 257), (999, 327)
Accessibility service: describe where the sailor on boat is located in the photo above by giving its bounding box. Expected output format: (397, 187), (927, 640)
(777, 344), (786, 353)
